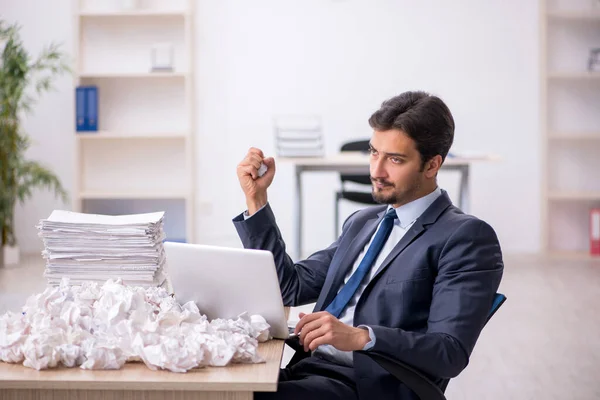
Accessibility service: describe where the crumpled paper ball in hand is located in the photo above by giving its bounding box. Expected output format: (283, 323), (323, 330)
(0, 278), (271, 372)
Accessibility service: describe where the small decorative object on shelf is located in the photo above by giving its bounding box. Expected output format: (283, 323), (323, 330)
(588, 48), (600, 72)
(150, 42), (174, 72)
(119, 0), (138, 10)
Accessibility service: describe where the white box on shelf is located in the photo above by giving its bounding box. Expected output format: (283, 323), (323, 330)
(151, 42), (174, 72)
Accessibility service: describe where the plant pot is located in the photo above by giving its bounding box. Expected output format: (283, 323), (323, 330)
(1, 245), (20, 266)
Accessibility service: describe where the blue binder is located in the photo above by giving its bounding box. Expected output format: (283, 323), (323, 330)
(75, 87), (87, 131)
(75, 85), (98, 132)
(86, 86), (98, 131)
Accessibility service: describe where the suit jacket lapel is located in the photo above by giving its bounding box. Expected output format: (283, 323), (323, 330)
(371, 191), (453, 284)
(315, 210), (385, 311)
(371, 221), (426, 283)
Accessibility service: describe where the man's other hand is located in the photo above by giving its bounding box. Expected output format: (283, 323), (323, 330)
(295, 311), (370, 352)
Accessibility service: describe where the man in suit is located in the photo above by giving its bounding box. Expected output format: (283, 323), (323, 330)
(233, 91), (503, 399)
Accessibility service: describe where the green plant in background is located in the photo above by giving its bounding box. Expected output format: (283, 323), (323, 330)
(0, 20), (70, 253)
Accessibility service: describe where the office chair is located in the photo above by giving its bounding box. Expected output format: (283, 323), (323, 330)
(335, 139), (378, 238)
(285, 293), (507, 400)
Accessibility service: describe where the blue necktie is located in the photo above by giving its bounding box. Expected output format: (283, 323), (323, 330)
(325, 208), (398, 318)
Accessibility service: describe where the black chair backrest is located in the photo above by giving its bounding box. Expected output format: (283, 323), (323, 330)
(340, 139), (371, 185)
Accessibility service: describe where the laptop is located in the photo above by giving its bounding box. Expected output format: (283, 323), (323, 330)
(163, 241), (289, 339)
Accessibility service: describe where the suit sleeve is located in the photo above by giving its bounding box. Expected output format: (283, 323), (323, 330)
(233, 203), (354, 307)
(366, 219), (503, 378)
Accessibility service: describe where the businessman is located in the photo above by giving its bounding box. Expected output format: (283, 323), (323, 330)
(233, 91), (503, 400)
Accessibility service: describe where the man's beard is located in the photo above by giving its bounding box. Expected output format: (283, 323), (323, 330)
(371, 177), (421, 206)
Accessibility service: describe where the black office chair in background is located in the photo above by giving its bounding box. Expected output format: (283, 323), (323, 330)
(335, 140), (378, 238)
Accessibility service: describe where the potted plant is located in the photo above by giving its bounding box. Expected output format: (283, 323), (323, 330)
(0, 20), (70, 266)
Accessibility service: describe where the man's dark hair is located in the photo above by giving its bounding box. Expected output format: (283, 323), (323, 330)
(368, 91), (455, 168)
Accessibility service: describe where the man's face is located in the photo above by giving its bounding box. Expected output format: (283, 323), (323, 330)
(369, 129), (428, 207)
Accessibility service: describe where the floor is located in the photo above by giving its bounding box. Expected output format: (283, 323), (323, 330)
(1, 254), (599, 399)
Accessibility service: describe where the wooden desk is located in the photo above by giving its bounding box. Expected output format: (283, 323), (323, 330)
(278, 153), (499, 259)
(0, 339), (284, 400)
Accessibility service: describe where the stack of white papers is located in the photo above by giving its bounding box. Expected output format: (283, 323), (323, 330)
(37, 210), (167, 288)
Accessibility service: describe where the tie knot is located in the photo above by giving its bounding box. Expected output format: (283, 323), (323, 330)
(385, 208), (398, 220)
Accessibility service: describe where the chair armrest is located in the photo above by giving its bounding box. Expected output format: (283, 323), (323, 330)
(284, 335), (311, 367)
(285, 335), (303, 352)
(356, 350), (447, 400)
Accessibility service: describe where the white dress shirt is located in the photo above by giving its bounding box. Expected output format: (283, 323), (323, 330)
(244, 187), (442, 367)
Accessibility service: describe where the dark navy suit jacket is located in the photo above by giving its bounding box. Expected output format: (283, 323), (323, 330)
(233, 191), (503, 399)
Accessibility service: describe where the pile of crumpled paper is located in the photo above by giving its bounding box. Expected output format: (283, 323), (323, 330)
(0, 278), (271, 372)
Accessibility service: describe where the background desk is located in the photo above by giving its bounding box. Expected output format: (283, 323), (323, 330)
(278, 153), (499, 259)
(0, 340), (284, 400)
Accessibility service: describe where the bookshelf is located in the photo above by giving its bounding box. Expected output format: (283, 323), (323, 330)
(73, 0), (195, 243)
(541, 0), (600, 258)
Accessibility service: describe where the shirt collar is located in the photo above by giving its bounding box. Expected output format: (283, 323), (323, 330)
(388, 187), (442, 228)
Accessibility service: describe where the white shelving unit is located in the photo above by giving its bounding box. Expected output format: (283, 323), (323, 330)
(541, 0), (600, 259)
(73, 0), (195, 243)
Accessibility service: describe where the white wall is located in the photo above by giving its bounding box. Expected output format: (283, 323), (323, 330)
(4, 0), (540, 256)
(193, 0), (541, 256)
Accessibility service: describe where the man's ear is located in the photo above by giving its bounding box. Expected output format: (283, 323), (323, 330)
(424, 155), (443, 178)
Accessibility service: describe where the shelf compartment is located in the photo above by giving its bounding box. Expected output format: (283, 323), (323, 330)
(77, 78), (187, 134)
(79, 15), (186, 75)
(547, 80), (600, 132)
(547, 140), (600, 193)
(548, 200), (600, 253)
(80, 138), (189, 194)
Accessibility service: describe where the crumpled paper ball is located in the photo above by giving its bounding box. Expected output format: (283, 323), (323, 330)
(0, 278), (271, 372)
